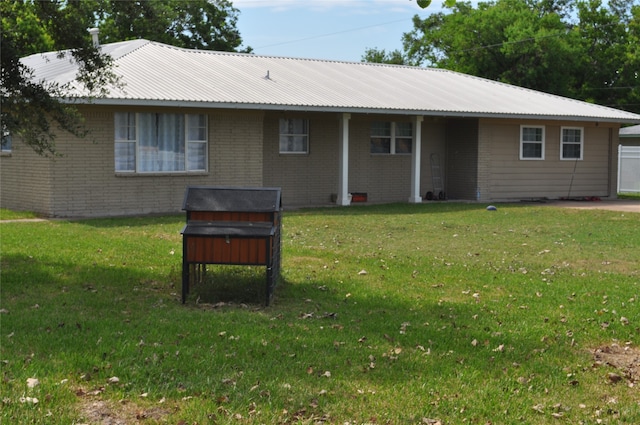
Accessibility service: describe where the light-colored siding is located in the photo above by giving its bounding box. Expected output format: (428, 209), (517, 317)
(479, 119), (617, 200)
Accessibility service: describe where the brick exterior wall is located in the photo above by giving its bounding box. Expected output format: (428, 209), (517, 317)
(2, 106), (264, 217)
(262, 113), (448, 207)
(0, 144), (53, 214)
(1, 105), (621, 217)
(262, 112), (339, 207)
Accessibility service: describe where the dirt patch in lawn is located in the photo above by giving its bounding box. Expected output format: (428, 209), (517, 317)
(77, 398), (171, 425)
(593, 343), (640, 385)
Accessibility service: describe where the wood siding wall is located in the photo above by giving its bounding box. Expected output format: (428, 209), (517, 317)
(479, 119), (617, 201)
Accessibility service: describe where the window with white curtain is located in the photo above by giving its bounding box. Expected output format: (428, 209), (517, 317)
(279, 118), (309, 154)
(114, 112), (207, 173)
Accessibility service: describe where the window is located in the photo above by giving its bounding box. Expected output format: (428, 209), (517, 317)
(394, 122), (413, 154)
(520, 125), (545, 160)
(115, 113), (136, 171)
(561, 127), (583, 160)
(279, 118), (309, 154)
(370, 121), (412, 154)
(1, 126), (11, 153)
(114, 112), (207, 173)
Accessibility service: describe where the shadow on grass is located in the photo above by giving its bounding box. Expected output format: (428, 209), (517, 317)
(1, 251), (585, 393)
(184, 265), (275, 306)
(0, 252), (179, 307)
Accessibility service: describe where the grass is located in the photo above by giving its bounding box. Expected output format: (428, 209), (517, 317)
(1, 203), (639, 424)
(0, 208), (40, 220)
(618, 193), (640, 199)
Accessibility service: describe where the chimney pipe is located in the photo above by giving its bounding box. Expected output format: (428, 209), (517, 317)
(89, 28), (100, 47)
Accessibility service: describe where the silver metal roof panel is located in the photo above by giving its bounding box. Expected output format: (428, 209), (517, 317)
(620, 124), (640, 136)
(21, 39), (640, 123)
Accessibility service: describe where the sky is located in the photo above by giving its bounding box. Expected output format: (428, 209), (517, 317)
(233, 0), (451, 62)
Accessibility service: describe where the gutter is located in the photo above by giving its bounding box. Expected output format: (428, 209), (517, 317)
(64, 98), (640, 124)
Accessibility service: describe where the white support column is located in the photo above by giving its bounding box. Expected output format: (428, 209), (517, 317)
(337, 113), (351, 206)
(409, 115), (424, 203)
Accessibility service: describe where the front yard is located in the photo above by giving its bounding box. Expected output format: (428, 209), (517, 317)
(1, 203), (638, 424)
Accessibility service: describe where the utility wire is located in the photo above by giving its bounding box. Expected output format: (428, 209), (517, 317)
(251, 17), (415, 50)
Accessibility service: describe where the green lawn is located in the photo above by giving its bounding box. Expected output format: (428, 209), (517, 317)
(1, 203), (638, 424)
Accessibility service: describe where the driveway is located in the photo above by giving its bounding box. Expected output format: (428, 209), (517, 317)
(548, 199), (640, 213)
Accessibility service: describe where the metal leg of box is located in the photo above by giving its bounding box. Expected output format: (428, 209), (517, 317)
(182, 262), (189, 304)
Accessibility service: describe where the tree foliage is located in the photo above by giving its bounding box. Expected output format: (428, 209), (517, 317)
(361, 48), (407, 65)
(1, 0), (115, 155)
(1, 0), (247, 156)
(368, 0), (640, 113)
(95, 0), (249, 52)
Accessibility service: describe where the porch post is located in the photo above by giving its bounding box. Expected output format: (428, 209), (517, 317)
(337, 113), (351, 206)
(409, 115), (424, 203)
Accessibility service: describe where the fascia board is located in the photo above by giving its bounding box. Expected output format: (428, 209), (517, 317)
(63, 97), (640, 124)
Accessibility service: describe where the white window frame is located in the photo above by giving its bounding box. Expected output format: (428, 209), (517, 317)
(115, 112), (136, 172)
(1, 125), (12, 154)
(114, 112), (208, 174)
(520, 125), (545, 160)
(186, 114), (208, 171)
(279, 118), (309, 154)
(560, 126), (584, 160)
(370, 121), (413, 155)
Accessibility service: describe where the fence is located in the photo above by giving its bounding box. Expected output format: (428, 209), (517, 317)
(618, 145), (640, 194)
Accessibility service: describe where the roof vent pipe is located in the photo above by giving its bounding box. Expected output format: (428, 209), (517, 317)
(89, 28), (100, 47)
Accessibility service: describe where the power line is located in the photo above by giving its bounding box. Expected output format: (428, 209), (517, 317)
(251, 17), (414, 50)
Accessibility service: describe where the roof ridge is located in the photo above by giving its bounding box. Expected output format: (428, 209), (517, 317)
(136, 39), (448, 71)
(19, 38), (640, 123)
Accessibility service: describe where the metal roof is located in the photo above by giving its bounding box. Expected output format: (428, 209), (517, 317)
(620, 124), (640, 136)
(21, 39), (640, 123)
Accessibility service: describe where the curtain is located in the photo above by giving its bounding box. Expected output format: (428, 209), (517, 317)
(138, 113), (185, 172)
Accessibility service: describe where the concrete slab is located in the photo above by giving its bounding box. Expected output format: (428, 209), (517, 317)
(548, 199), (640, 213)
